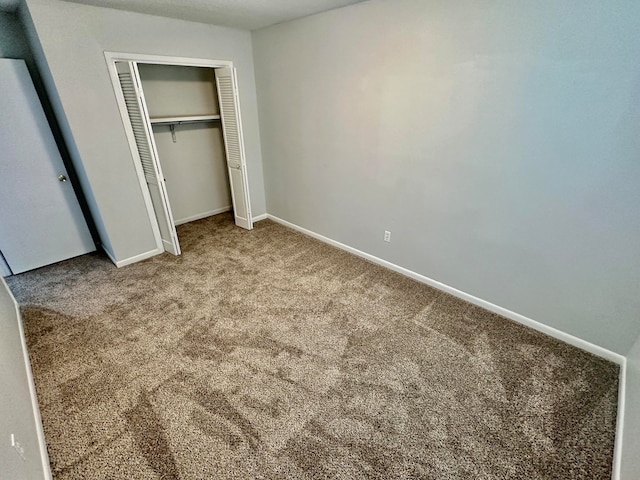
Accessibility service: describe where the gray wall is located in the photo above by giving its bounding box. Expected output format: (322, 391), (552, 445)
(151, 125), (232, 225)
(139, 64), (232, 224)
(253, 0), (640, 355)
(21, 0), (266, 263)
(138, 64), (220, 118)
(0, 279), (50, 479)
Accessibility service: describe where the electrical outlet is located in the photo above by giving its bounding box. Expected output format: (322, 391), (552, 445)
(384, 230), (391, 242)
(11, 434), (26, 461)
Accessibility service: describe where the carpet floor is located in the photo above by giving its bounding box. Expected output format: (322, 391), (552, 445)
(7, 213), (619, 479)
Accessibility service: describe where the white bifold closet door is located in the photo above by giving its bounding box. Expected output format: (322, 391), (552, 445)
(0, 59), (94, 274)
(215, 67), (253, 230)
(115, 61), (181, 255)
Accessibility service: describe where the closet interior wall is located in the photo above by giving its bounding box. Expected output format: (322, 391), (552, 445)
(137, 64), (232, 226)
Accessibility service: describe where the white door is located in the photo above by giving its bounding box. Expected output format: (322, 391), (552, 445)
(215, 67), (253, 230)
(116, 61), (181, 255)
(0, 59), (95, 275)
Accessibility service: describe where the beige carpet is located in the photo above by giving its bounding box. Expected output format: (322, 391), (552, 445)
(7, 213), (619, 479)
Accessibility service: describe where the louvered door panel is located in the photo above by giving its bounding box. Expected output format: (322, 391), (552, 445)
(118, 71), (157, 180)
(115, 61), (180, 255)
(215, 67), (252, 230)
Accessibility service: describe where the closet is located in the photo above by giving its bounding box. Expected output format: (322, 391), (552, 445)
(137, 64), (232, 230)
(112, 57), (252, 257)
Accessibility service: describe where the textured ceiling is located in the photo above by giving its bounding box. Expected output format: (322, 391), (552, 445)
(0, 0), (367, 30)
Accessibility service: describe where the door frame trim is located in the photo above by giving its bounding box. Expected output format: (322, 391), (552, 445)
(103, 52), (242, 261)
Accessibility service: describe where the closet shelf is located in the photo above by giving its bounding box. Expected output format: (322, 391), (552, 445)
(150, 114), (221, 126)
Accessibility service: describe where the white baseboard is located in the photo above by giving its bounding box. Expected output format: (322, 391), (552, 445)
(266, 215), (624, 364)
(174, 206), (232, 226)
(161, 240), (175, 254)
(102, 245), (162, 268)
(613, 360), (627, 480)
(252, 213), (268, 222)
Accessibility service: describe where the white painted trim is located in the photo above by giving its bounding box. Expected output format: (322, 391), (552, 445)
(162, 239), (176, 253)
(2, 278), (52, 479)
(102, 245), (161, 268)
(104, 57), (163, 254)
(252, 213), (268, 222)
(612, 359), (626, 480)
(266, 215), (624, 364)
(174, 206), (232, 226)
(104, 51), (233, 69)
(130, 61), (182, 256)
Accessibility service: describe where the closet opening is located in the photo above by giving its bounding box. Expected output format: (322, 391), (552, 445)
(106, 53), (252, 258)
